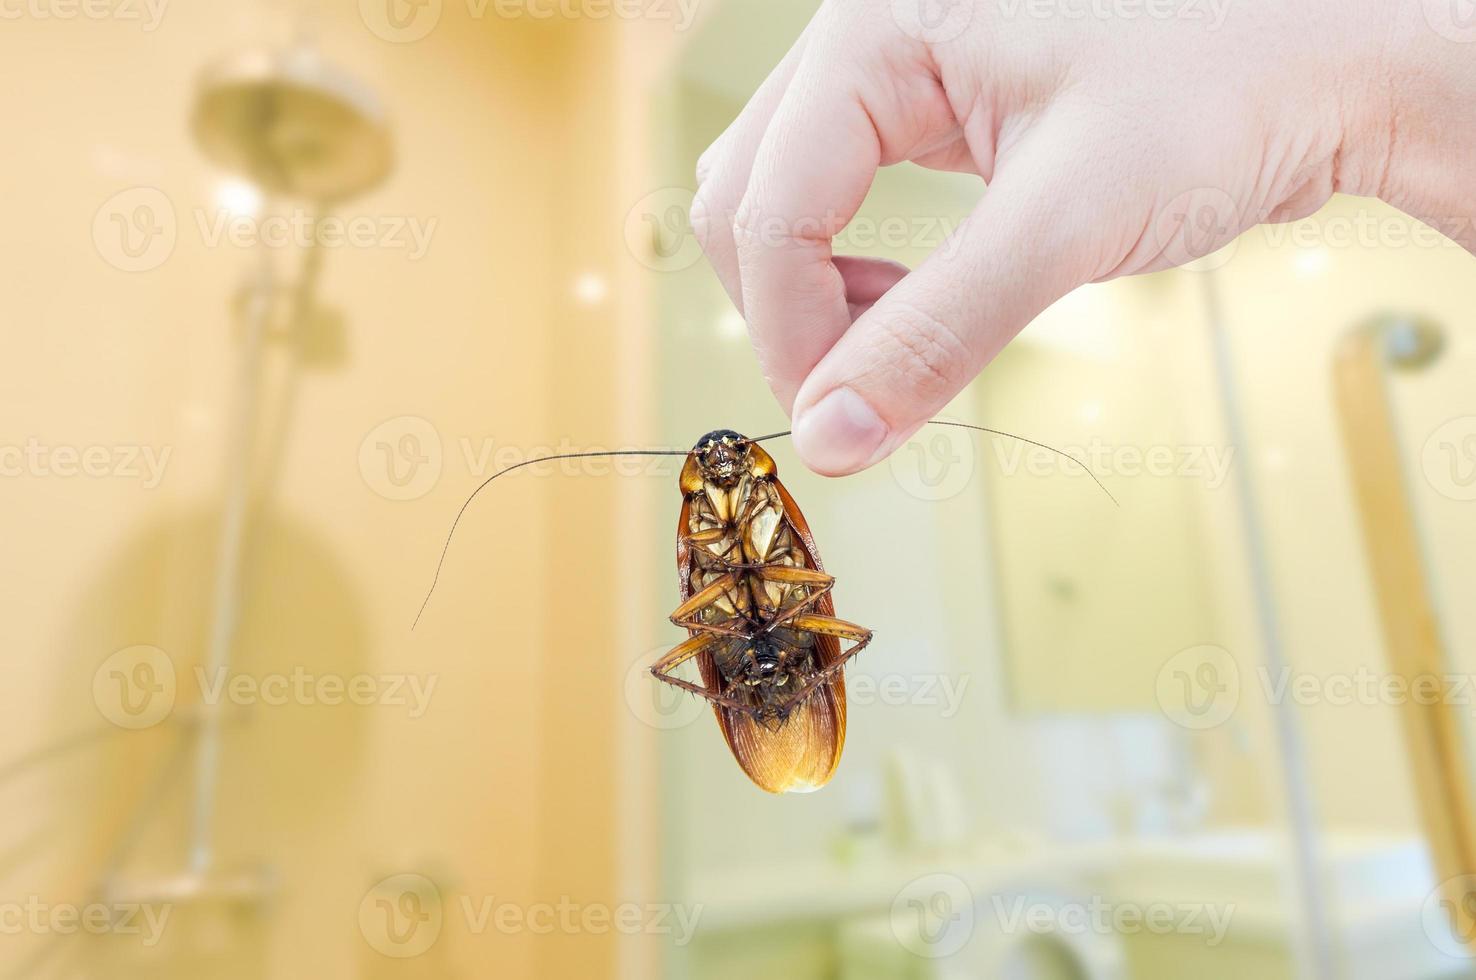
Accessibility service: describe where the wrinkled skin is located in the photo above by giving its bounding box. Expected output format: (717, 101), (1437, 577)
(691, 0), (1476, 476)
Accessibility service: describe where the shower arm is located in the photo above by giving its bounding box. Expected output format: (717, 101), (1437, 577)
(186, 204), (328, 877)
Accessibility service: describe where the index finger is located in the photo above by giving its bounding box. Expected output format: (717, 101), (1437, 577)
(734, 65), (881, 410)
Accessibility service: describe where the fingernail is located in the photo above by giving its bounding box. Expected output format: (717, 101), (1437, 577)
(792, 388), (888, 476)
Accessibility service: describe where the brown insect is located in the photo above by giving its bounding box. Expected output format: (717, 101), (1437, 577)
(414, 421), (1113, 794)
(654, 429), (869, 793)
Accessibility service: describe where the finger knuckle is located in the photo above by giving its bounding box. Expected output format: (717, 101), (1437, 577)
(689, 189), (719, 252)
(733, 196), (834, 259)
(730, 194), (768, 253)
(695, 143), (721, 187)
(869, 300), (971, 394)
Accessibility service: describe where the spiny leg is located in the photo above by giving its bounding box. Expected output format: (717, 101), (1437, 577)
(672, 564), (833, 657)
(769, 613), (874, 716)
(649, 631), (713, 674)
(669, 571), (751, 638)
(649, 633), (755, 712)
(680, 526), (732, 566)
(678, 565), (839, 697)
(682, 530), (798, 575)
(752, 564), (835, 632)
(791, 613), (872, 642)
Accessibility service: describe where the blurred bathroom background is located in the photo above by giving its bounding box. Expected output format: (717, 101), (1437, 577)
(2, 0), (1475, 978)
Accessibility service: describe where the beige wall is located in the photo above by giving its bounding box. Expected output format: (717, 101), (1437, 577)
(0, 4), (677, 978)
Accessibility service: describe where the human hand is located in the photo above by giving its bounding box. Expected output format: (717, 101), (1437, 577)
(691, 0), (1476, 475)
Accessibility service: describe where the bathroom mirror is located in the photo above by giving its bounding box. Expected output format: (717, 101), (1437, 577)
(979, 279), (1225, 714)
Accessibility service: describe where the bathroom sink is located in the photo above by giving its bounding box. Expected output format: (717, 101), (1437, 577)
(687, 839), (1112, 932)
(1105, 828), (1435, 918)
(1099, 828), (1464, 980)
(685, 829), (1464, 980)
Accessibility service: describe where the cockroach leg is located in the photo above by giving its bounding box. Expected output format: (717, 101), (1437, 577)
(649, 631), (715, 673)
(789, 613), (871, 643)
(680, 527), (728, 554)
(669, 572), (752, 638)
(770, 614), (874, 716)
(649, 633), (754, 712)
(756, 564), (833, 586)
(752, 564), (835, 631)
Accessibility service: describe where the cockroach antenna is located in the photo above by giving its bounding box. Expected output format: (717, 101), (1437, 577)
(921, 420), (1118, 505)
(412, 447), (692, 630)
(413, 420), (1116, 630)
(748, 421), (1119, 506)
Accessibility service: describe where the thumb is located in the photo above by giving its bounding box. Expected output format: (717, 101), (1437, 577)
(790, 123), (1132, 476)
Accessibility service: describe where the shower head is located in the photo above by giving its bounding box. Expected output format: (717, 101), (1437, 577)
(1377, 314), (1445, 371)
(191, 47), (393, 202)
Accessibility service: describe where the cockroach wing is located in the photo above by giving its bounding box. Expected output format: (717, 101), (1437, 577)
(676, 477), (848, 794)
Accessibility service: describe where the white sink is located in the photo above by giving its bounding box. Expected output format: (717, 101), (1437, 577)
(1100, 828), (1467, 980)
(1106, 829), (1435, 915)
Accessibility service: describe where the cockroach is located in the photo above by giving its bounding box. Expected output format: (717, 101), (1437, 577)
(656, 428), (869, 794)
(413, 421), (1114, 794)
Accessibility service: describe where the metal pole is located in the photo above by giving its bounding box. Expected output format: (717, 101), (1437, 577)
(1198, 269), (1338, 980)
(188, 226), (275, 875)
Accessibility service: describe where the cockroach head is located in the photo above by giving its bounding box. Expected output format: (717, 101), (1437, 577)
(692, 429), (750, 487)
